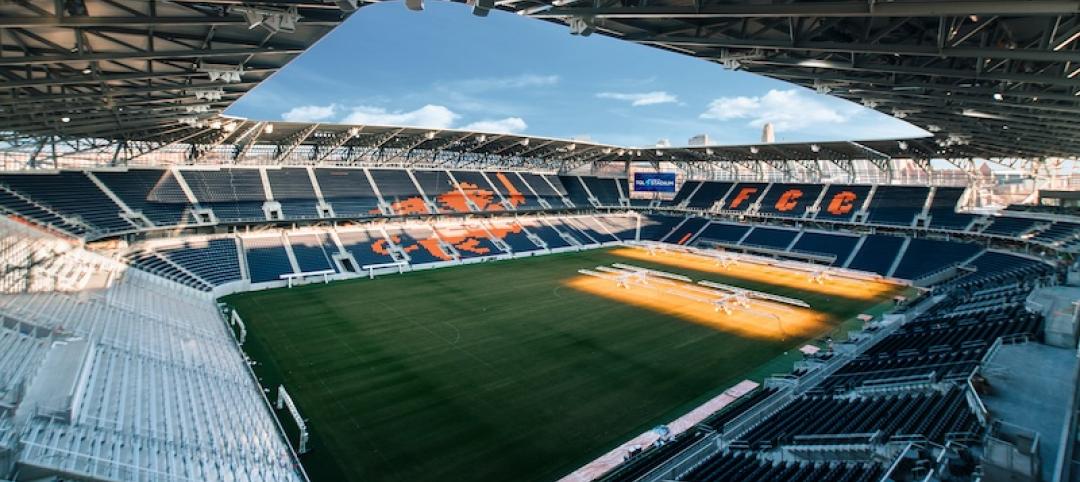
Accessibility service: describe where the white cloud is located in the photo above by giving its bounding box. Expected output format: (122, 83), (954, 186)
(449, 74), (560, 92)
(700, 89), (846, 131)
(282, 104), (338, 122)
(461, 117), (528, 134)
(596, 91), (678, 106)
(340, 104), (459, 128)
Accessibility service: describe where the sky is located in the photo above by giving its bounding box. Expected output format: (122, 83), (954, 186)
(227, 1), (929, 148)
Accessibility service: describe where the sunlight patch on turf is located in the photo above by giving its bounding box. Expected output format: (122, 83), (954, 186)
(610, 247), (899, 301)
(564, 275), (828, 341)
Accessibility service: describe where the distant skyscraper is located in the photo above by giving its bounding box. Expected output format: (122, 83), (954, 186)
(688, 134), (710, 146)
(761, 123), (775, 143)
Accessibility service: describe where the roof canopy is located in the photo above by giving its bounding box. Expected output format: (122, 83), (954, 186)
(4, 0), (1080, 161)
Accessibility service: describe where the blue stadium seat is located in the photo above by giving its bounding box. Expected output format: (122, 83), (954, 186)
(267, 168), (321, 219)
(486, 171), (544, 211)
(928, 187), (976, 230)
(867, 186), (930, 226)
(0, 171), (133, 234)
(791, 232), (860, 265)
(659, 180), (700, 207)
(756, 183), (823, 217)
(558, 175), (595, 207)
(524, 221), (572, 249)
(847, 234), (906, 275)
(695, 221), (750, 244)
(982, 216), (1040, 236)
(892, 238), (982, 280)
(684, 182), (732, 209)
(815, 184), (871, 222)
(158, 238), (243, 286)
(740, 227), (798, 249)
(94, 169), (189, 226)
(720, 183), (768, 211)
(638, 215), (683, 241)
(315, 168), (382, 217)
(243, 236), (294, 283)
(663, 217), (710, 244)
(370, 169), (430, 215)
(289, 234), (337, 273)
(338, 230), (396, 267)
(580, 176), (623, 206)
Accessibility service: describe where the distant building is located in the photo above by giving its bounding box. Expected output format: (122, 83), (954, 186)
(688, 134), (710, 146)
(761, 123), (775, 143)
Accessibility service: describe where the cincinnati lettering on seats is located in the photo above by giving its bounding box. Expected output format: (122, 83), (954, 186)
(775, 189), (803, 211)
(729, 187), (759, 209)
(827, 191), (858, 215)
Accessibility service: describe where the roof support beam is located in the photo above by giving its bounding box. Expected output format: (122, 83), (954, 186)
(533, 2), (1080, 19)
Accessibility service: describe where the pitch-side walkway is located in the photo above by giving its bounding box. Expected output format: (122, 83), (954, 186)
(558, 379), (760, 482)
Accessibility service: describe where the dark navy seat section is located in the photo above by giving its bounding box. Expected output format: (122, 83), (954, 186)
(158, 238), (243, 285)
(720, 182), (768, 211)
(551, 218), (599, 245)
(639, 215), (683, 241)
(928, 187), (976, 230)
(0, 189), (87, 235)
(685, 181), (731, 209)
(847, 234), (906, 275)
(741, 227), (798, 249)
(94, 169), (189, 226)
(867, 186), (930, 226)
(0, 171), (132, 234)
(663, 216), (709, 244)
(369, 169), (429, 216)
(659, 180), (700, 207)
(450, 170), (505, 212)
(315, 168), (381, 218)
(982, 216), (1040, 236)
(1031, 222), (1080, 245)
(757, 183), (823, 218)
(243, 236), (294, 283)
(338, 230), (395, 267)
(182, 169), (264, 203)
(487, 171), (543, 211)
(695, 221), (751, 244)
(412, 170), (463, 213)
(181, 169), (266, 222)
(289, 233), (336, 273)
(791, 232), (860, 266)
(541, 174), (574, 208)
(892, 238), (982, 280)
(558, 175), (594, 207)
(267, 168), (320, 219)
(526, 220), (572, 248)
(814, 184), (871, 222)
(493, 223), (541, 252)
(593, 216), (638, 240)
(580, 176), (623, 206)
(519, 172), (564, 208)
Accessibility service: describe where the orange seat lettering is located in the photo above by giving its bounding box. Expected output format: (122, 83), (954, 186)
(827, 191), (858, 215)
(729, 187), (758, 209)
(775, 189), (803, 211)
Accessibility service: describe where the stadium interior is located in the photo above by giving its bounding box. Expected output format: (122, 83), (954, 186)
(2, 1), (1080, 482)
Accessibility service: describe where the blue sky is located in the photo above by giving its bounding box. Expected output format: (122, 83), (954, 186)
(227, 1), (929, 147)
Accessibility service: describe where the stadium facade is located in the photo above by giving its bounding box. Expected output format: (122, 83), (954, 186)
(1, 1), (1079, 481)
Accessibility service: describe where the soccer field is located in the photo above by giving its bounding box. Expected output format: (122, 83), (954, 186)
(224, 247), (906, 482)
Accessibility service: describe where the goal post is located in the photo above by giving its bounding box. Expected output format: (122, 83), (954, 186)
(276, 385), (310, 454)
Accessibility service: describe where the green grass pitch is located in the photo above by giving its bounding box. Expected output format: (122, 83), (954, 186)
(223, 248), (905, 482)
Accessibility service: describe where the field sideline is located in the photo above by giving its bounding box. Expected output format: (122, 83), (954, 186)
(224, 248), (907, 482)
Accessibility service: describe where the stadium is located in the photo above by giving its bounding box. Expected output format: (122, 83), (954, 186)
(1, 1), (1080, 481)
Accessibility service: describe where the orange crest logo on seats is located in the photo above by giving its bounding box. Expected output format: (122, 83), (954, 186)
(827, 191), (858, 215)
(775, 189), (803, 212)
